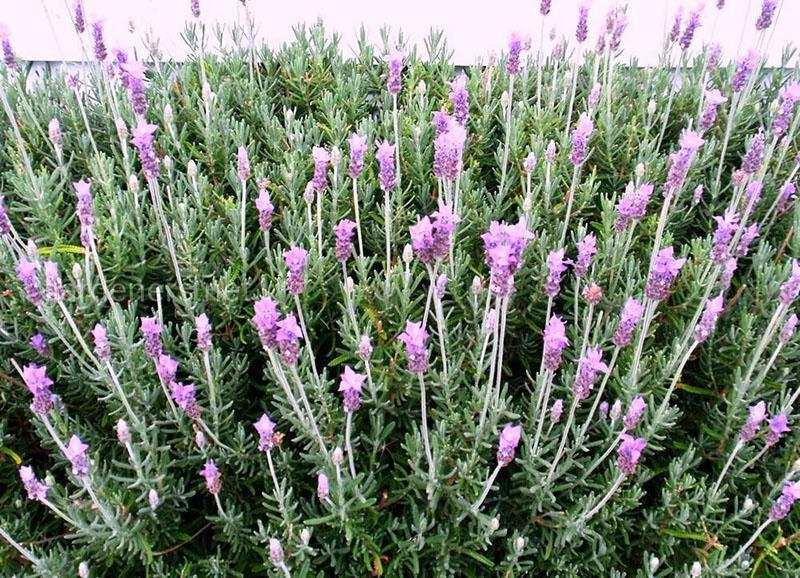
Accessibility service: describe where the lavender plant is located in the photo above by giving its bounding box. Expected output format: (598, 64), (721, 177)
(0, 1), (799, 576)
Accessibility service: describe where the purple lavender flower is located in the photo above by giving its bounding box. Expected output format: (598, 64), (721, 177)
(409, 217), (435, 264)
(73, 1), (85, 33)
(700, 89), (727, 132)
(22, 363), (55, 415)
(732, 51), (758, 93)
(739, 400), (767, 442)
(375, 141), (396, 192)
(398, 321), (429, 374)
(544, 248), (571, 298)
(157, 354), (179, 387)
(20, 465), (49, 502)
(540, 0), (552, 16)
(276, 314), (303, 366)
(777, 181), (797, 215)
(569, 113), (594, 166)
(311, 146), (329, 193)
(16, 258), (42, 307)
(497, 423), (522, 466)
(551, 399), (564, 423)
(91, 21), (107, 61)
(779, 260), (800, 305)
(44, 261), (64, 302)
(507, 31), (530, 75)
(576, 2), (590, 43)
(92, 323), (111, 362)
(616, 434), (646, 475)
(433, 124), (467, 180)
(116, 418), (130, 444)
(610, 9), (628, 51)
(780, 314), (799, 343)
(614, 183), (653, 233)
(769, 481), (800, 521)
(358, 335), (373, 361)
(694, 295), (725, 343)
(623, 396), (647, 431)
(196, 313), (212, 353)
(742, 129), (765, 175)
(435, 273), (448, 299)
(755, 0), (778, 31)
(613, 297), (644, 348)
(431, 201), (460, 260)
(766, 414), (789, 446)
(0, 27), (15, 68)
(545, 140), (556, 163)
(48, 118), (62, 154)
(449, 73), (469, 126)
(200, 461), (221, 495)
(173, 382), (202, 419)
(645, 247), (687, 301)
(332, 219), (357, 263)
(669, 6), (684, 43)
(736, 224), (759, 257)
(664, 130), (704, 196)
(431, 109), (452, 138)
(235, 145), (251, 182)
(572, 347), (610, 402)
(339, 366), (366, 413)
(543, 315), (569, 371)
(254, 413), (276, 452)
(679, 4), (703, 51)
(693, 184), (704, 205)
(30, 334), (48, 357)
(190, 0), (200, 18)
(610, 400), (623, 423)
(711, 208), (739, 264)
(348, 133), (368, 179)
(574, 233), (598, 278)
(284, 246), (308, 295)
(773, 83), (800, 137)
(66, 435), (90, 478)
(131, 119), (160, 179)
(523, 152), (537, 175)
(481, 218), (534, 297)
(255, 185), (274, 232)
(0, 194), (11, 236)
(385, 49), (403, 96)
(588, 83), (602, 109)
(73, 179), (95, 249)
(253, 297), (281, 350)
(720, 257), (738, 291)
(140, 316), (163, 359)
(706, 43), (722, 71)
(120, 61), (148, 116)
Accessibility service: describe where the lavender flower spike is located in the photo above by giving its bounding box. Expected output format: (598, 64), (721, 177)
(255, 183), (274, 233)
(140, 316), (163, 359)
(92, 324), (111, 362)
(779, 260), (800, 305)
(769, 481), (800, 521)
(645, 247), (686, 301)
(283, 246), (308, 295)
(623, 396), (647, 431)
(398, 321), (429, 374)
(385, 49), (403, 95)
(22, 363), (55, 415)
(237, 146), (251, 182)
(16, 258), (42, 306)
(196, 313), (212, 353)
(131, 119), (160, 179)
(739, 400), (767, 442)
(693, 295), (724, 343)
(200, 461), (222, 495)
(20, 465), (49, 502)
(73, 1), (85, 33)
(544, 248), (571, 298)
(497, 423), (522, 466)
(700, 89), (727, 132)
(766, 414), (789, 446)
(66, 435), (90, 478)
(448, 73), (469, 126)
(572, 347), (610, 402)
(755, 0), (778, 31)
(569, 113), (594, 166)
(254, 414), (276, 452)
(348, 133), (368, 179)
(312, 146), (329, 194)
(0, 26), (16, 68)
(74, 179), (95, 249)
(616, 434), (647, 475)
(780, 314), (798, 343)
(375, 141), (396, 192)
(543, 315), (569, 371)
(91, 20), (107, 62)
(576, 2), (590, 43)
(339, 366), (366, 413)
(574, 233), (598, 278)
(44, 261), (64, 302)
(613, 298), (645, 348)
(732, 51), (758, 93)
(679, 4), (704, 51)
(507, 32), (530, 75)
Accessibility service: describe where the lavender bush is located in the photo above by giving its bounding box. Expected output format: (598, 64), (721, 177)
(1, 2), (799, 576)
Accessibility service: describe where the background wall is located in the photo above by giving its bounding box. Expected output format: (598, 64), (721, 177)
(1, 0), (797, 66)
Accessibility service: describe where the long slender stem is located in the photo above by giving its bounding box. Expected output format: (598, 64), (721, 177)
(352, 178), (364, 258)
(711, 439), (744, 496)
(577, 348), (619, 442)
(316, 188), (323, 259)
(470, 463), (503, 515)
(531, 369), (554, 455)
(266, 450), (283, 502)
(345, 412), (357, 480)
(267, 350), (307, 427)
(293, 295), (322, 389)
(417, 373), (434, 477)
(499, 75), (516, 196)
(203, 352), (218, 431)
(0, 527), (40, 567)
(288, 366), (328, 459)
(583, 472), (626, 521)
(392, 93), (401, 190)
(548, 398), (579, 481)
(240, 178), (248, 265)
(720, 518), (772, 571)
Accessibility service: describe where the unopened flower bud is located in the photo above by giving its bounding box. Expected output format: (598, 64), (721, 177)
(195, 430), (206, 448)
(163, 155), (172, 171)
(501, 91), (510, 110)
(403, 243), (413, 264)
(690, 561), (702, 577)
(515, 536), (525, 553)
(78, 561), (89, 578)
(164, 103), (173, 124)
(647, 99), (656, 116)
(472, 276), (483, 296)
(330, 145), (341, 167)
(148, 488), (159, 509)
(483, 308), (498, 335)
(300, 528), (311, 545)
(522, 196), (532, 212)
(115, 117), (128, 142)
(187, 160), (197, 178)
(610, 399), (622, 423)
(333, 447), (344, 466)
(635, 163), (645, 179)
(202, 82), (212, 102)
(345, 276), (354, 294)
(358, 335), (373, 361)
(285, 108), (295, 124)
(489, 517), (500, 531)
(743, 497), (754, 512)
(649, 557), (660, 573)
(416, 79), (427, 96)
(116, 419), (131, 444)
(72, 262), (83, 280)
(269, 538), (284, 565)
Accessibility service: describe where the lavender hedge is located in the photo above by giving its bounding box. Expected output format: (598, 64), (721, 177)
(1, 0), (799, 576)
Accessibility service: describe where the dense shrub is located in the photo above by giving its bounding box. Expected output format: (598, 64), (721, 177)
(0, 1), (799, 576)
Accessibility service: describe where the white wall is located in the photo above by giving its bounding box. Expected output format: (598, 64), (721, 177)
(1, 0), (797, 66)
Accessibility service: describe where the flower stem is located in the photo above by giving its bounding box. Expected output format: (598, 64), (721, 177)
(345, 412), (357, 480)
(417, 373), (435, 480)
(582, 472), (626, 522)
(499, 74), (515, 197)
(711, 439), (744, 496)
(352, 178), (364, 258)
(720, 518), (772, 571)
(288, 366), (328, 459)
